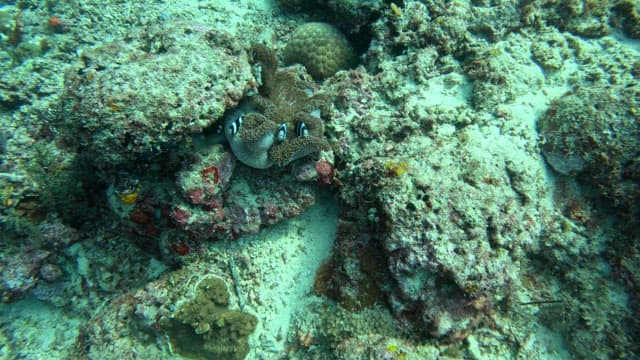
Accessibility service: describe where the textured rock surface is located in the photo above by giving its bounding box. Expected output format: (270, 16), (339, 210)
(78, 260), (255, 359)
(172, 148), (318, 241)
(522, 0), (640, 39)
(58, 20), (254, 172)
(537, 85), (640, 219)
(325, 64), (550, 340)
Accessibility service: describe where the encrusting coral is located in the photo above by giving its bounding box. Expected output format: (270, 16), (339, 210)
(57, 21), (253, 174)
(223, 44), (331, 169)
(164, 276), (257, 360)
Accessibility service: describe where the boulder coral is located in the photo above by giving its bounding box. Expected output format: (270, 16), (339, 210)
(284, 22), (357, 81)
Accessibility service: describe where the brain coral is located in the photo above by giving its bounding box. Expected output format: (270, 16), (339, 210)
(284, 22), (357, 80)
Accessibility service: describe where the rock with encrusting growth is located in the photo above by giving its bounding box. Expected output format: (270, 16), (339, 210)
(58, 21), (254, 174)
(537, 85), (640, 218)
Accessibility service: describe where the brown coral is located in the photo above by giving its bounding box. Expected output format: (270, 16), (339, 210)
(283, 22), (357, 80)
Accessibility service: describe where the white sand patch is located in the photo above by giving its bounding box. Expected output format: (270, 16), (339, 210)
(409, 72), (473, 109)
(0, 299), (83, 359)
(215, 190), (339, 358)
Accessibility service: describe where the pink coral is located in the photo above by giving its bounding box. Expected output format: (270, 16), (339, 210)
(171, 207), (191, 227)
(315, 160), (334, 185)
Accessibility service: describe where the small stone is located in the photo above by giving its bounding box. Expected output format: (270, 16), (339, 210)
(39, 263), (63, 282)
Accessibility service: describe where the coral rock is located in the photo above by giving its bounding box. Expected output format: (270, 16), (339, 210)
(284, 22), (357, 80)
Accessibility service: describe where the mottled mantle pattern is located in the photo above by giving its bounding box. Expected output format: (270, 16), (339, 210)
(223, 44), (331, 169)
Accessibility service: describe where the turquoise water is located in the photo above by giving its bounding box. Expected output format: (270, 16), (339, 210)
(1, 1), (639, 359)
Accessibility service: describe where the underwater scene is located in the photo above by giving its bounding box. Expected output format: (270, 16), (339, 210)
(0, 0), (639, 359)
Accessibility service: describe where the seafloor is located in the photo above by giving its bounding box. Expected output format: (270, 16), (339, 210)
(0, 0), (639, 359)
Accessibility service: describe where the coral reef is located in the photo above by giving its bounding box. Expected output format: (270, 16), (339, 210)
(174, 143), (235, 229)
(333, 334), (440, 360)
(57, 20), (254, 174)
(284, 22), (357, 80)
(274, 0), (318, 13)
(611, 1), (640, 39)
(170, 143), (318, 240)
(0, 248), (50, 302)
(75, 255), (255, 359)
(1, 0), (640, 359)
(307, 1), (640, 357)
(319, 0), (386, 35)
(286, 299), (404, 358)
(522, 0), (640, 39)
